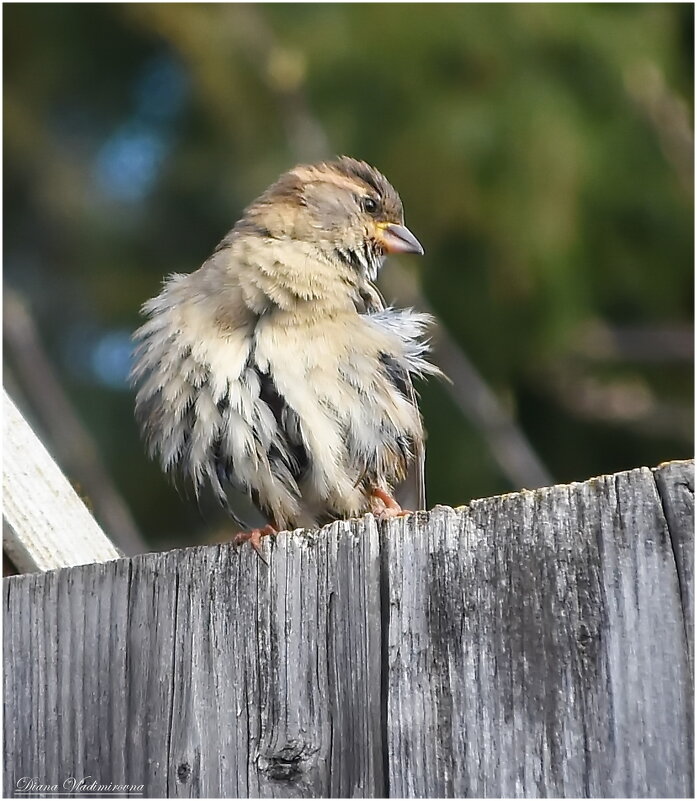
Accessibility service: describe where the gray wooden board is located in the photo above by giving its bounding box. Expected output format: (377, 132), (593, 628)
(3, 461), (693, 798)
(384, 462), (693, 798)
(4, 519), (384, 798)
(653, 460), (694, 672)
(165, 518), (383, 798)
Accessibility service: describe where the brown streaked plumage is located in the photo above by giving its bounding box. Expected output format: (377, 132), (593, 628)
(131, 157), (439, 550)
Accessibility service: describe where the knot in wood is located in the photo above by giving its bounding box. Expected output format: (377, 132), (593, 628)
(176, 762), (192, 784)
(258, 741), (316, 782)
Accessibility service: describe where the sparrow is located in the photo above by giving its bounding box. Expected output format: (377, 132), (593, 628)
(131, 157), (439, 552)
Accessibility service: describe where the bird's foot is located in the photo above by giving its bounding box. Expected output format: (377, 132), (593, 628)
(370, 487), (411, 520)
(233, 524), (276, 563)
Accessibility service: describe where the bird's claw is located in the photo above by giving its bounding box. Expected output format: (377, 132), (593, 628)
(233, 524), (276, 564)
(370, 487), (411, 521)
(377, 506), (410, 520)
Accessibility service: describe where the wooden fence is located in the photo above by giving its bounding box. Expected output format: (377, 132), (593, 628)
(3, 460), (693, 798)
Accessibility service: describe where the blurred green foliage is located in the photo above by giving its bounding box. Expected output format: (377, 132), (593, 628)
(4, 3), (693, 548)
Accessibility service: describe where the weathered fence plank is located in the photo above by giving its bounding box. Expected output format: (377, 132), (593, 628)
(653, 460), (694, 670)
(165, 520), (383, 797)
(384, 463), (693, 798)
(4, 519), (384, 798)
(2, 389), (121, 571)
(3, 461), (693, 798)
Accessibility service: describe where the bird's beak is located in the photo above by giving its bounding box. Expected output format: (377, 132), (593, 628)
(376, 222), (424, 255)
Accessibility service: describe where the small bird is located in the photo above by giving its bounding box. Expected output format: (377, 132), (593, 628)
(131, 157), (439, 552)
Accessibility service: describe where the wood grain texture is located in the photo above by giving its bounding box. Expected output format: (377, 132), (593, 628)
(2, 389), (121, 572)
(4, 518), (383, 798)
(385, 461), (693, 798)
(4, 461), (693, 798)
(653, 460), (694, 672)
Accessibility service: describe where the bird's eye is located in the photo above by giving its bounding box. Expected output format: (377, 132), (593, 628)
(362, 196), (379, 214)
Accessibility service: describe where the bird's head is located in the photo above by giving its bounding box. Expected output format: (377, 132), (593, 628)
(240, 156), (423, 283)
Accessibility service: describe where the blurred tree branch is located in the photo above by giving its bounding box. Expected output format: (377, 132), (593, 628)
(541, 360), (693, 443)
(573, 320), (694, 363)
(624, 60), (694, 195)
(3, 291), (148, 556)
(379, 263), (553, 488)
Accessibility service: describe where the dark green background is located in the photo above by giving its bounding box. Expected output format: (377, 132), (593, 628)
(4, 3), (693, 550)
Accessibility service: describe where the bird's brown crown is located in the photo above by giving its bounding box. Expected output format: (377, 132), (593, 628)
(322, 156), (404, 221)
(242, 157), (404, 227)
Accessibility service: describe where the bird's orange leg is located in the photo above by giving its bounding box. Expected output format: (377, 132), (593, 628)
(370, 487), (411, 520)
(233, 524), (276, 562)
